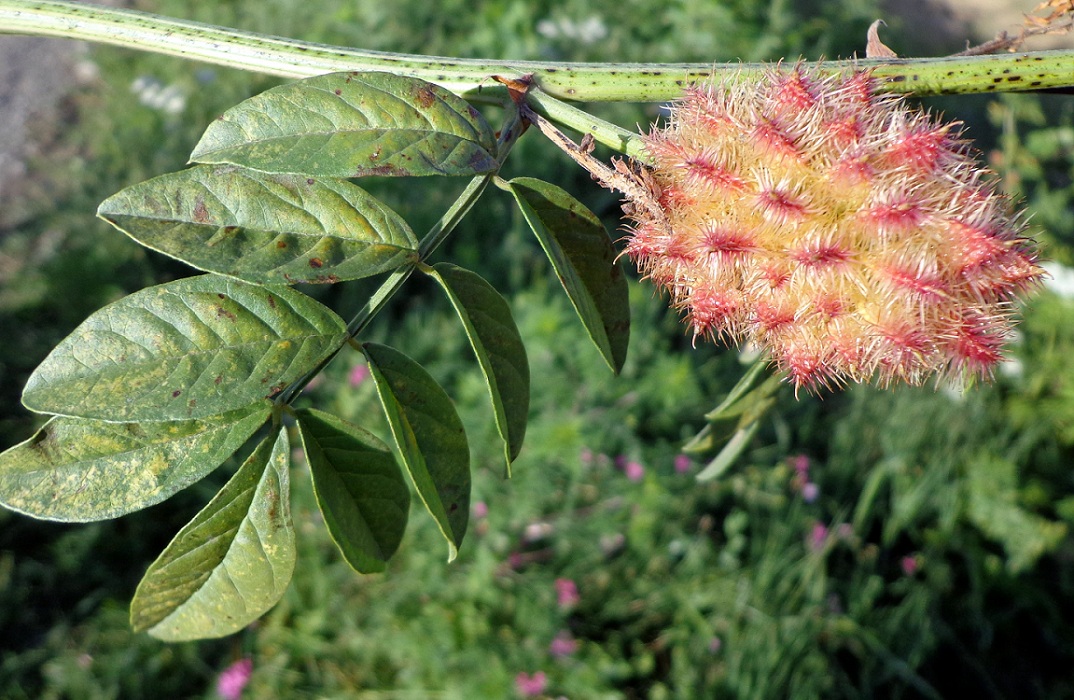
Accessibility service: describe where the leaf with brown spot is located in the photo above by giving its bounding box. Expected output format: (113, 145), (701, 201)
(22, 275), (346, 422)
(189, 72), (497, 178)
(0, 404), (268, 521)
(99, 165), (418, 285)
(130, 427), (294, 641)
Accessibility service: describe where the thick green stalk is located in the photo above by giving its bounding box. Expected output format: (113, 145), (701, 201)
(3, 0), (1074, 103)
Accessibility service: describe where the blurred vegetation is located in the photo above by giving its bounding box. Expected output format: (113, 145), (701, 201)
(3, 0), (1074, 697)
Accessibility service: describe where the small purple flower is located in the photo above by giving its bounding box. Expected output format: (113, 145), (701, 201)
(809, 522), (829, 551)
(549, 630), (579, 658)
(790, 454), (810, 479)
(624, 460), (645, 482)
(801, 482), (819, 503)
(348, 363), (370, 388)
(515, 671), (548, 697)
(554, 578), (580, 609)
(216, 658), (252, 700)
(901, 555), (919, 576)
(674, 454), (692, 474)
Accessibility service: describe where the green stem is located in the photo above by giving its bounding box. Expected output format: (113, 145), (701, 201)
(4, 0), (1074, 102)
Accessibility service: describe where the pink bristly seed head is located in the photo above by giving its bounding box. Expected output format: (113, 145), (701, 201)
(622, 65), (1044, 391)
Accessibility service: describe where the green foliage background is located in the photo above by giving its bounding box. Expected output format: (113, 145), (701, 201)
(2, 0), (1074, 697)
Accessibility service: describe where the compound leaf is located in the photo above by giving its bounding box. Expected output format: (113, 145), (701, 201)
(131, 427), (294, 641)
(362, 342), (470, 560)
(191, 72), (497, 178)
(98, 165), (417, 285)
(0, 405), (268, 521)
(22, 275), (346, 422)
(425, 263), (529, 471)
(507, 177), (629, 373)
(297, 408), (410, 573)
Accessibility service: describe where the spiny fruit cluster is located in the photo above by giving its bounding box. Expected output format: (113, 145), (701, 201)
(622, 66), (1043, 391)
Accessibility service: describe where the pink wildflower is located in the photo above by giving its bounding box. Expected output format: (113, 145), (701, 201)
(624, 460), (645, 482)
(472, 501), (489, 519)
(348, 363), (370, 387)
(901, 555), (919, 576)
(674, 454), (692, 473)
(216, 658), (252, 700)
(801, 482), (819, 503)
(809, 522), (829, 551)
(549, 630), (579, 658)
(515, 671), (548, 697)
(554, 578), (580, 609)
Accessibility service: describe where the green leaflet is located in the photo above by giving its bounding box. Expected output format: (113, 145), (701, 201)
(686, 365), (782, 482)
(425, 263), (529, 472)
(363, 342), (470, 561)
(297, 408), (410, 573)
(0, 405), (268, 522)
(130, 427), (295, 641)
(98, 165), (418, 285)
(22, 275), (347, 422)
(507, 177), (630, 373)
(190, 72), (497, 178)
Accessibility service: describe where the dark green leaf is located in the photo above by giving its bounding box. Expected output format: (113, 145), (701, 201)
(425, 263), (529, 471)
(130, 428), (295, 641)
(296, 408), (410, 573)
(0, 405), (268, 521)
(362, 342), (470, 560)
(507, 177), (629, 372)
(98, 165), (417, 285)
(22, 275), (347, 422)
(190, 72), (497, 178)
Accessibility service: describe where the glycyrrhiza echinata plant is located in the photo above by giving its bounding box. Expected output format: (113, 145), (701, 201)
(0, 0), (1068, 640)
(622, 66), (1043, 392)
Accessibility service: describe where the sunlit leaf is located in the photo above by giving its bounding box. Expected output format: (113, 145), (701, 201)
(297, 408), (410, 573)
(98, 165), (418, 285)
(362, 342), (470, 560)
(0, 405), (268, 521)
(425, 263), (529, 471)
(190, 72), (497, 178)
(130, 428), (294, 641)
(507, 177), (629, 373)
(22, 275), (347, 422)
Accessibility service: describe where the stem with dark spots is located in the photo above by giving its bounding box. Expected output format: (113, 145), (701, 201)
(4, 0), (1074, 104)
